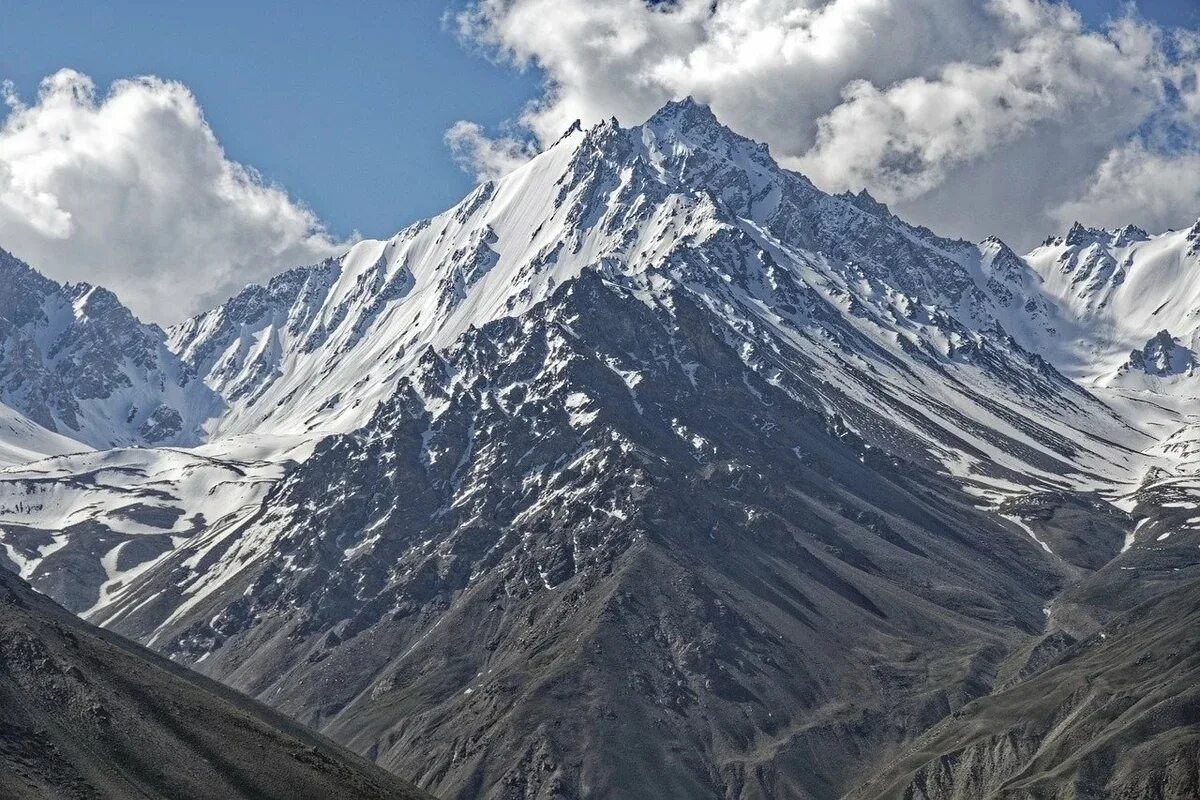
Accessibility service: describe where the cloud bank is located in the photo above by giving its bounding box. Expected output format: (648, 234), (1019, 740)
(454, 0), (1200, 248)
(0, 70), (347, 324)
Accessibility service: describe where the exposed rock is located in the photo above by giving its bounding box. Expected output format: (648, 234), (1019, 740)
(848, 579), (1200, 800)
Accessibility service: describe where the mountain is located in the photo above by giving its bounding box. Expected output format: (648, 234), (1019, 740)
(984, 221), (1200, 474)
(168, 101), (1141, 493)
(0, 247), (221, 450)
(1021, 220), (1200, 388)
(103, 270), (1076, 798)
(848, 577), (1200, 799)
(0, 98), (1197, 799)
(0, 557), (429, 799)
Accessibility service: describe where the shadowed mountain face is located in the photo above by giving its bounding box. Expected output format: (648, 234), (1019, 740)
(848, 578), (1200, 800)
(0, 565), (430, 800)
(96, 273), (1074, 798)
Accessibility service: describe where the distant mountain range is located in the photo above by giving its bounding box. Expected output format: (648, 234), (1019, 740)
(0, 99), (1196, 799)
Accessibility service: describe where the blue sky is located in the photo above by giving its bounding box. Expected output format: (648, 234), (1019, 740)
(0, 0), (542, 240)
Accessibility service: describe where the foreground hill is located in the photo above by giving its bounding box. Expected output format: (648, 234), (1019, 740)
(0, 565), (430, 800)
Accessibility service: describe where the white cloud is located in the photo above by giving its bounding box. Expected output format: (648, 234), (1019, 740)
(456, 0), (1200, 248)
(1051, 142), (1200, 233)
(1046, 28), (1200, 234)
(0, 70), (347, 324)
(796, 13), (1162, 201)
(444, 120), (538, 182)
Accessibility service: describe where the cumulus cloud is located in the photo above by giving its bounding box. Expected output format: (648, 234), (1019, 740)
(1047, 29), (1200, 232)
(1051, 142), (1200, 233)
(0, 70), (347, 324)
(455, 0), (1200, 248)
(797, 14), (1162, 201)
(444, 120), (538, 182)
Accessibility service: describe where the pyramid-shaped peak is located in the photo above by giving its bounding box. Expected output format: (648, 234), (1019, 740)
(841, 188), (892, 218)
(639, 96), (772, 165)
(645, 96), (720, 130)
(980, 234), (1019, 254)
(555, 119), (584, 143)
(1112, 224), (1149, 246)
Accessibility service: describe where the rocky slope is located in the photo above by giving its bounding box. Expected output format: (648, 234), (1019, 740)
(848, 578), (1200, 800)
(0, 247), (220, 451)
(110, 270), (1075, 798)
(0, 559), (429, 800)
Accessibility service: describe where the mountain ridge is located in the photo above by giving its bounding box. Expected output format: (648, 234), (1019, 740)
(0, 247), (221, 454)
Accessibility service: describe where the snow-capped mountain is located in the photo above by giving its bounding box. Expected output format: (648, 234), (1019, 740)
(979, 219), (1200, 481)
(0, 248), (221, 450)
(0, 99), (1197, 799)
(1023, 220), (1200, 388)
(170, 100), (1143, 495)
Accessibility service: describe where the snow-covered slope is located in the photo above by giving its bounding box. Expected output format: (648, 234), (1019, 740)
(0, 400), (88, 466)
(170, 99), (1144, 498)
(1022, 221), (1200, 386)
(975, 221), (1200, 479)
(0, 248), (222, 451)
(0, 446), (284, 617)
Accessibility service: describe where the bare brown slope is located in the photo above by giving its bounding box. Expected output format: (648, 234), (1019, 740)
(0, 568), (432, 800)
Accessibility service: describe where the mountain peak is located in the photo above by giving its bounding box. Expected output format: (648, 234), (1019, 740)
(979, 234), (1022, 257)
(841, 188), (892, 218)
(1113, 224), (1150, 247)
(555, 119), (584, 144)
(1064, 220), (1103, 247)
(0, 248), (220, 447)
(645, 95), (719, 131)
(637, 95), (774, 180)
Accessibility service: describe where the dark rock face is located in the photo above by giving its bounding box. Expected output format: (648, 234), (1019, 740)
(847, 578), (1200, 800)
(997, 492), (1128, 572)
(0, 563), (429, 800)
(137, 405), (184, 443)
(1187, 218), (1200, 257)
